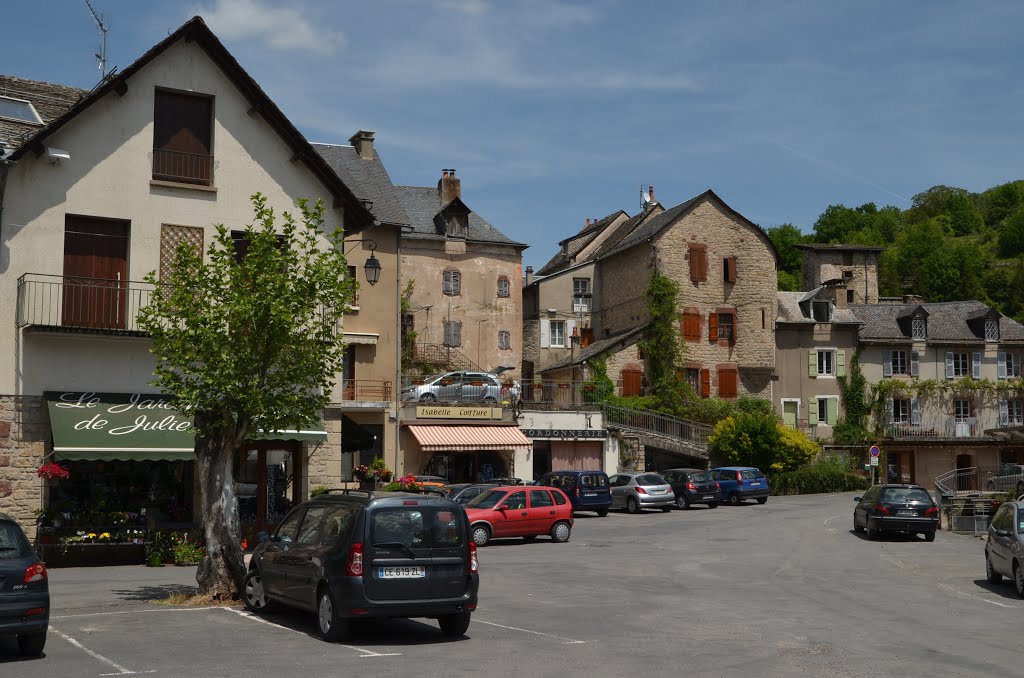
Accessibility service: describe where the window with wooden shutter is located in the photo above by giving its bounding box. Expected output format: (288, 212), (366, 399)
(708, 312), (718, 342)
(621, 367), (643, 397)
(688, 243), (707, 283)
(443, 269), (461, 296)
(699, 368), (711, 398)
(718, 366), (738, 399)
(497, 276), (510, 298)
(723, 256), (737, 283)
(681, 307), (700, 342)
(153, 90), (214, 186)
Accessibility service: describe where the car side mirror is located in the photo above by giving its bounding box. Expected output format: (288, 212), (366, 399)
(853, 497), (862, 502)
(497, 504), (510, 512)
(996, 528), (1010, 537)
(256, 531), (270, 544)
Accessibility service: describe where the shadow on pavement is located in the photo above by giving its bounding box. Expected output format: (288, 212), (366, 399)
(0, 636), (46, 662)
(847, 530), (928, 542)
(111, 583), (198, 602)
(971, 578), (1024, 601)
(250, 608), (469, 646)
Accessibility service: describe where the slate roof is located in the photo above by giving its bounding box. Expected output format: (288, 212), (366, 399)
(536, 210), (625, 276)
(849, 301), (1024, 344)
(393, 185), (526, 247)
(2, 17), (374, 231)
(540, 326), (645, 373)
(0, 75), (85, 154)
(776, 291), (861, 325)
(597, 189), (779, 263)
(589, 209), (656, 260)
(312, 143), (409, 227)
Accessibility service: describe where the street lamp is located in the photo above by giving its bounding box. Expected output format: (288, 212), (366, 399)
(345, 239), (381, 286)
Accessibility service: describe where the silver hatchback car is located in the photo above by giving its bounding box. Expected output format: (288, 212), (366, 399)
(985, 498), (1024, 597)
(401, 371), (517, 404)
(609, 472), (675, 514)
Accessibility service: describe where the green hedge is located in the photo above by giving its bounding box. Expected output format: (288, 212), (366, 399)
(769, 467), (869, 496)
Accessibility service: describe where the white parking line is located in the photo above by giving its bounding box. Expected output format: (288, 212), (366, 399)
(52, 606), (220, 620)
(822, 514), (845, 526)
(937, 583), (1018, 609)
(224, 608), (402, 657)
(473, 618), (586, 644)
(50, 626), (155, 676)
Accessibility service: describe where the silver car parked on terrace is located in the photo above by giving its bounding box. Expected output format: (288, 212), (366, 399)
(609, 472), (675, 514)
(401, 369), (519, 404)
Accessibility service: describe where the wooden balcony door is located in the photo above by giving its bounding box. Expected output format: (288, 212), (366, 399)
(63, 216), (129, 329)
(342, 345), (357, 399)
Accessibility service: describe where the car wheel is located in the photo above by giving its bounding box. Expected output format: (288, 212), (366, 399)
(596, 508), (609, 517)
(17, 631), (46, 657)
(419, 393), (437, 403)
(924, 531), (935, 542)
(707, 502), (719, 509)
(471, 525), (491, 547)
(316, 587), (348, 642)
(626, 497), (641, 514)
(438, 611), (472, 637)
(242, 569), (274, 613)
(866, 525), (876, 540)
(987, 552), (1003, 584)
(676, 495), (690, 510)
(728, 493), (741, 506)
(756, 497), (768, 505)
(550, 521), (571, 543)
(483, 396), (497, 404)
(854, 517), (865, 533)
(522, 535), (537, 542)
(1015, 561), (1024, 599)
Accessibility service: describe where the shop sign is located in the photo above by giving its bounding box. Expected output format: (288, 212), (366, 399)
(416, 406), (503, 420)
(52, 392), (193, 436)
(522, 428), (608, 439)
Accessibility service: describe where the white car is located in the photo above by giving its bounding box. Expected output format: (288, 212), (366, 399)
(401, 370), (519, 404)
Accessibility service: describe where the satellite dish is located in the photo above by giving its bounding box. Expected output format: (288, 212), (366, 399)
(642, 190), (651, 204)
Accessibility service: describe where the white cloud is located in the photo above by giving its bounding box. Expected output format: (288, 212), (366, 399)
(189, 0), (345, 55)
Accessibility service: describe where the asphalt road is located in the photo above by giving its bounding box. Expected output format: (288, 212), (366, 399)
(2, 492), (1019, 677)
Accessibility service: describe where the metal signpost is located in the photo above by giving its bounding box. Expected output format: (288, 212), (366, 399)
(868, 445), (881, 486)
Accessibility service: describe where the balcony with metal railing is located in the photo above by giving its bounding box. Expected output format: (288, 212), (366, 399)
(16, 273), (154, 336)
(152, 148), (214, 186)
(340, 380), (392, 403)
(882, 416), (1001, 441)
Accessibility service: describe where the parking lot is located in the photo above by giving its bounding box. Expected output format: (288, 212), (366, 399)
(3, 492), (1022, 677)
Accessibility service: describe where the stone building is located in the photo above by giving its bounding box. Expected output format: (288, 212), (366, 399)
(797, 243), (884, 305)
(0, 18), (389, 538)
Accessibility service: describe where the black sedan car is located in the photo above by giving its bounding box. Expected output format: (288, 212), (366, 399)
(660, 468), (721, 509)
(853, 484), (939, 541)
(0, 512), (49, 656)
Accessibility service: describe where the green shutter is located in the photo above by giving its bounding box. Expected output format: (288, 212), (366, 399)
(836, 350), (846, 378)
(809, 349), (817, 377)
(827, 398), (838, 425)
(808, 398), (818, 424)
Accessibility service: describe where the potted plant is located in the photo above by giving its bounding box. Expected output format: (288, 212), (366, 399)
(172, 537), (205, 566)
(37, 461), (70, 485)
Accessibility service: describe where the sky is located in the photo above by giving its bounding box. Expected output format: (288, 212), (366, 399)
(5, 0), (1024, 269)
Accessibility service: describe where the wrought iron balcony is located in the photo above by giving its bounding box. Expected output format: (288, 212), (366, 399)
(340, 380), (392, 402)
(16, 273), (153, 335)
(882, 416), (1001, 440)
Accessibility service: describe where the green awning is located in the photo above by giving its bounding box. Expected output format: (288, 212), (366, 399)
(46, 391), (327, 461)
(46, 392), (195, 461)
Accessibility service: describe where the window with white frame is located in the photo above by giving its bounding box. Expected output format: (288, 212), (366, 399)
(985, 319), (999, 341)
(891, 350), (908, 375)
(892, 398), (911, 424)
(572, 278), (591, 312)
(1008, 353), (1021, 378)
(443, 320), (462, 347)
(817, 349), (835, 376)
(951, 352), (969, 377)
(1008, 400), (1024, 426)
(550, 320), (566, 348)
(498, 330), (511, 350)
(718, 312), (734, 341)
(912, 317), (926, 340)
(684, 368), (700, 393)
(954, 398), (971, 422)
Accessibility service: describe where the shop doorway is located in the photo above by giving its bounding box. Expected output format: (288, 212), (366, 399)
(425, 452), (510, 483)
(532, 442), (552, 480)
(234, 440), (302, 533)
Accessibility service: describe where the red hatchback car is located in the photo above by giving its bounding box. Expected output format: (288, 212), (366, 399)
(464, 486), (574, 546)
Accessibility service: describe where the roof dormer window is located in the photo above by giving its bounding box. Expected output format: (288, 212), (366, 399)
(812, 301), (831, 323)
(986, 319), (999, 342)
(446, 213), (468, 239)
(912, 317), (926, 340)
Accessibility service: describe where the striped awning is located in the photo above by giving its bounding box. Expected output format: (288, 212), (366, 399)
(407, 425), (533, 452)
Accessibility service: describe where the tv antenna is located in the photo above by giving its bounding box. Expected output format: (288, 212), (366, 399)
(83, 0), (116, 83)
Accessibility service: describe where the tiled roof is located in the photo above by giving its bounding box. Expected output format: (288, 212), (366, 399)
(849, 301), (1024, 343)
(540, 327), (645, 373)
(394, 185), (525, 246)
(776, 291), (861, 325)
(589, 209), (656, 260)
(312, 143), (409, 227)
(536, 211), (625, 276)
(0, 75), (85, 154)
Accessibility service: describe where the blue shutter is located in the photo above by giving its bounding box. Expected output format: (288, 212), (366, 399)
(945, 352), (954, 379)
(972, 352), (982, 379)
(883, 350), (892, 377)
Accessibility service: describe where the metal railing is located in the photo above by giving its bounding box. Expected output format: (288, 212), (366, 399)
(17, 273), (153, 334)
(604, 403), (711, 449)
(882, 416), (1000, 440)
(340, 380), (392, 402)
(152, 148), (214, 186)
(935, 465), (1024, 497)
(521, 380), (602, 408)
(409, 342), (484, 373)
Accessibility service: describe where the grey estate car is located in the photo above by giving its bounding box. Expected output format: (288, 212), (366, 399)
(609, 472), (675, 514)
(401, 371), (518, 404)
(985, 499), (1024, 597)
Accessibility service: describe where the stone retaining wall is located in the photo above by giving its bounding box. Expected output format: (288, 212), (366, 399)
(0, 395), (49, 541)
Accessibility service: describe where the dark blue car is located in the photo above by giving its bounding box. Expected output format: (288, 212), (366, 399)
(537, 471), (612, 516)
(710, 467), (769, 506)
(0, 512), (49, 656)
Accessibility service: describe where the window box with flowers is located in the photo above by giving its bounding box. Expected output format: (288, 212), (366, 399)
(353, 457), (393, 489)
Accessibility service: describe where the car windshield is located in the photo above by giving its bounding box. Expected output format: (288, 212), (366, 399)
(636, 474), (667, 485)
(688, 472), (711, 482)
(466, 489), (505, 509)
(880, 487), (933, 503)
(740, 470), (764, 480)
(0, 523), (32, 559)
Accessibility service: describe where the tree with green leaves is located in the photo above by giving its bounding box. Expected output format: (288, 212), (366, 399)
(708, 412), (818, 473)
(766, 223), (807, 290)
(138, 194), (356, 600)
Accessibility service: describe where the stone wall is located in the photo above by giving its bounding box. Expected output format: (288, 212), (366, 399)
(0, 396), (48, 541)
(308, 407), (345, 491)
(802, 250), (879, 305)
(522, 319), (540, 378)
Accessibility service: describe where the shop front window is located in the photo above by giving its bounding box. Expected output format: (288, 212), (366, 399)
(233, 441), (301, 530)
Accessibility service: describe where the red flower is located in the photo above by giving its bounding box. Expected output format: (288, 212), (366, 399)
(37, 462), (70, 480)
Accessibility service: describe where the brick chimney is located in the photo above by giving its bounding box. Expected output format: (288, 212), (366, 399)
(525, 266), (533, 286)
(349, 130), (375, 160)
(439, 169), (461, 204)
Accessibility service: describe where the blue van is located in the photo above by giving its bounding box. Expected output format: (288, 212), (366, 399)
(710, 467), (769, 506)
(538, 470), (612, 516)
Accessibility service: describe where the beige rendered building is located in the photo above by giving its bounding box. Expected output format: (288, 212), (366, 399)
(0, 18), (394, 539)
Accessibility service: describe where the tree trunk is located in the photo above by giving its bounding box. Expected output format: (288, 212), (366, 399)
(195, 430), (245, 601)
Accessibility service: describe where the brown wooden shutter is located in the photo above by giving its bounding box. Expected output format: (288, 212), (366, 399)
(725, 256), (737, 283)
(718, 367), (738, 399)
(708, 312), (718, 342)
(621, 368), (643, 397)
(730, 311), (737, 344)
(688, 243), (707, 283)
(700, 368), (711, 398)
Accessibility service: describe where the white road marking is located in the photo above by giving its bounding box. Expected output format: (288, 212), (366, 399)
(224, 608), (402, 657)
(52, 606), (220, 620)
(473, 618), (586, 644)
(822, 514), (845, 526)
(50, 625), (155, 676)
(937, 583), (1018, 609)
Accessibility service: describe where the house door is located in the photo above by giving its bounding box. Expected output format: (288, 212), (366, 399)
(342, 345), (356, 400)
(63, 216), (129, 329)
(888, 450), (915, 484)
(782, 401), (798, 428)
(956, 453), (975, 492)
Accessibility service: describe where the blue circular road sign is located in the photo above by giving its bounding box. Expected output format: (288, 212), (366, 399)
(869, 445), (881, 457)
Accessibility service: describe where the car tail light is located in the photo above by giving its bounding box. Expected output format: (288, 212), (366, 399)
(686, 482), (697, 491)
(636, 486), (648, 494)
(345, 542), (364, 576)
(873, 505), (890, 516)
(468, 541), (479, 574)
(736, 472), (743, 482)
(24, 607), (46, 616)
(715, 482), (720, 490)
(923, 506), (939, 517)
(575, 485), (580, 497)
(24, 563), (47, 584)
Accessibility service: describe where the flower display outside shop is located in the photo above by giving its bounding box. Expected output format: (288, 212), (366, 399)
(353, 457), (393, 484)
(37, 461), (70, 480)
